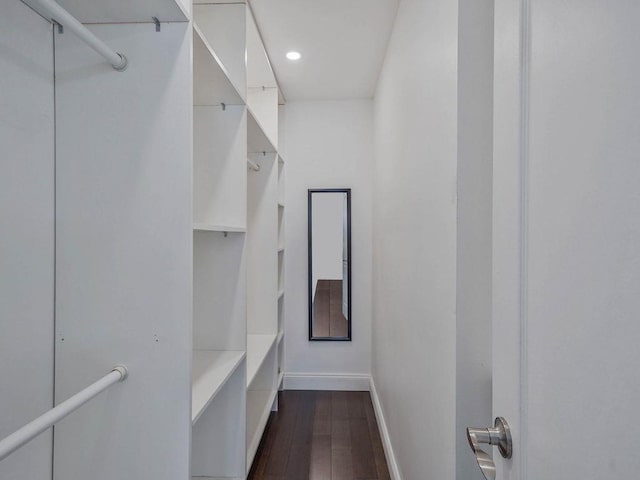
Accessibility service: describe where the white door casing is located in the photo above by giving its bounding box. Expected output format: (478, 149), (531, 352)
(492, 1), (640, 479)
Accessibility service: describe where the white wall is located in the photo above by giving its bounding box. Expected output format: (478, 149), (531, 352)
(372, 0), (459, 478)
(311, 192), (345, 299)
(283, 100), (372, 387)
(456, 1), (494, 479)
(0, 4), (54, 479)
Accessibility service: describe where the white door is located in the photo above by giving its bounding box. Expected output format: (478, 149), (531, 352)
(489, 1), (640, 479)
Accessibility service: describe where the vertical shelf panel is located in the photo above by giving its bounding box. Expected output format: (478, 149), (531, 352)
(0, 4), (54, 478)
(54, 23), (192, 480)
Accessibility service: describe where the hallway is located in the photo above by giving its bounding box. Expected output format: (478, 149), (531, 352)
(248, 391), (390, 480)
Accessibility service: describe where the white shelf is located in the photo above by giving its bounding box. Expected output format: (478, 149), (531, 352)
(277, 289), (284, 300)
(277, 330), (284, 345)
(247, 108), (276, 154)
(278, 155), (285, 164)
(192, 350), (245, 424)
(193, 223), (246, 233)
(246, 334), (277, 388)
(24, 0), (189, 23)
(193, 24), (245, 107)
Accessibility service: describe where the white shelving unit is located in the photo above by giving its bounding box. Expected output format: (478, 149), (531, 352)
(191, 1), (284, 476)
(4, 1), (283, 478)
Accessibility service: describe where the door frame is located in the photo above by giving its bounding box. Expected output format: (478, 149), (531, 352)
(492, 0), (531, 478)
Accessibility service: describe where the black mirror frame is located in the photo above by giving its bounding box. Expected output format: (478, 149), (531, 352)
(308, 188), (352, 341)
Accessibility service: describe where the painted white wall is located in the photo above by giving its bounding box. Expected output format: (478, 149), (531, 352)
(0, 4), (54, 479)
(283, 100), (372, 384)
(456, 1), (494, 479)
(311, 192), (345, 299)
(372, 0), (459, 478)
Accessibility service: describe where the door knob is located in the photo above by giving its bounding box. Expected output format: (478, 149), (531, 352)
(466, 417), (512, 480)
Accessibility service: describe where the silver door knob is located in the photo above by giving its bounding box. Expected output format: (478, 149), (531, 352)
(466, 417), (512, 480)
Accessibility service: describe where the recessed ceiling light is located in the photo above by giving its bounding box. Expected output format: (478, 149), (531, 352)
(286, 51), (301, 61)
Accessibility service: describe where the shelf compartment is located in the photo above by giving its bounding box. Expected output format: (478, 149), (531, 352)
(194, 231), (246, 351)
(246, 387), (277, 471)
(193, 24), (245, 107)
(192, 350), (245, 424)
(247, 108), (276, 154)
(192, 359), (246, 478)
(246, 334), (276, 388)
(194, 105), (247, 228)
(193, 3), (246, 101)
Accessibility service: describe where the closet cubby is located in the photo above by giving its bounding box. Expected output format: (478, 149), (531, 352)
(193, 104), (247, 230)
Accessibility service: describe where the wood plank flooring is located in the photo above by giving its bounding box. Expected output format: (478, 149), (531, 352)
(248, 391), (390, 480)
(312, 280), (348, 338)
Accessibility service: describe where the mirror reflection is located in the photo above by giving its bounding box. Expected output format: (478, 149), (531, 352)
(308, 189), (351, 341)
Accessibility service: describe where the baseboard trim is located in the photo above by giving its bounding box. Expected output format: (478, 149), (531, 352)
(283, 372), (371, 391)
(369, 377), (402, 480)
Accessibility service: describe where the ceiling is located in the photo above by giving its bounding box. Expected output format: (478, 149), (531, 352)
(249, 0), (399, 101)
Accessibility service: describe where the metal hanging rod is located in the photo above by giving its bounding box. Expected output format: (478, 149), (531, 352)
(31, 0), (128, 71)
(247, 158), (261, 172)
(0, 365), (128, 462)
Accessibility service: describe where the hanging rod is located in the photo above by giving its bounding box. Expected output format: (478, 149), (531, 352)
(31, 0), (128, 71)
(0, 365), (128, 462)
(247, 159), (261, 172)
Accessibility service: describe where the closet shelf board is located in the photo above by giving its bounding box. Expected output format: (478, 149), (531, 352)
(192, 350), (245, 424)
(193, 24), (246, 107)
(277, 330), (284, 345)
(24, 0), (189, 23)
(277, 289), (284, 300)
(193, 223), (246, 233)
(246, 334), (277, 388)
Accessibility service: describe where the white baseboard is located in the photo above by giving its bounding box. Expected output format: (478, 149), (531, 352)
(369, 377), (402, 480)
(283, 372), (371, 391)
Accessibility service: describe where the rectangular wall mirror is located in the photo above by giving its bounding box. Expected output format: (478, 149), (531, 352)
(308, 189), (352, 341)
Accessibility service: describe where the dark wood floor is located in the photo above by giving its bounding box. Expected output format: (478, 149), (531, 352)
(248, 391), (391, 480)
(313, 280), (348, 338)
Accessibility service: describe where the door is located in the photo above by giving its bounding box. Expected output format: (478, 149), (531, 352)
(491, 1), (640, 479)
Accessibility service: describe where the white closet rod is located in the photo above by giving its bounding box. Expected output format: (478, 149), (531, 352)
(0, 365), (128, 462)
(31, 0), (128, 71)
(247, 159), (261, 172)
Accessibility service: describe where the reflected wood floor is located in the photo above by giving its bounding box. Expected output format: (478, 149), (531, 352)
(313, 280), (348, 338)
(248, 391), (391, 480)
